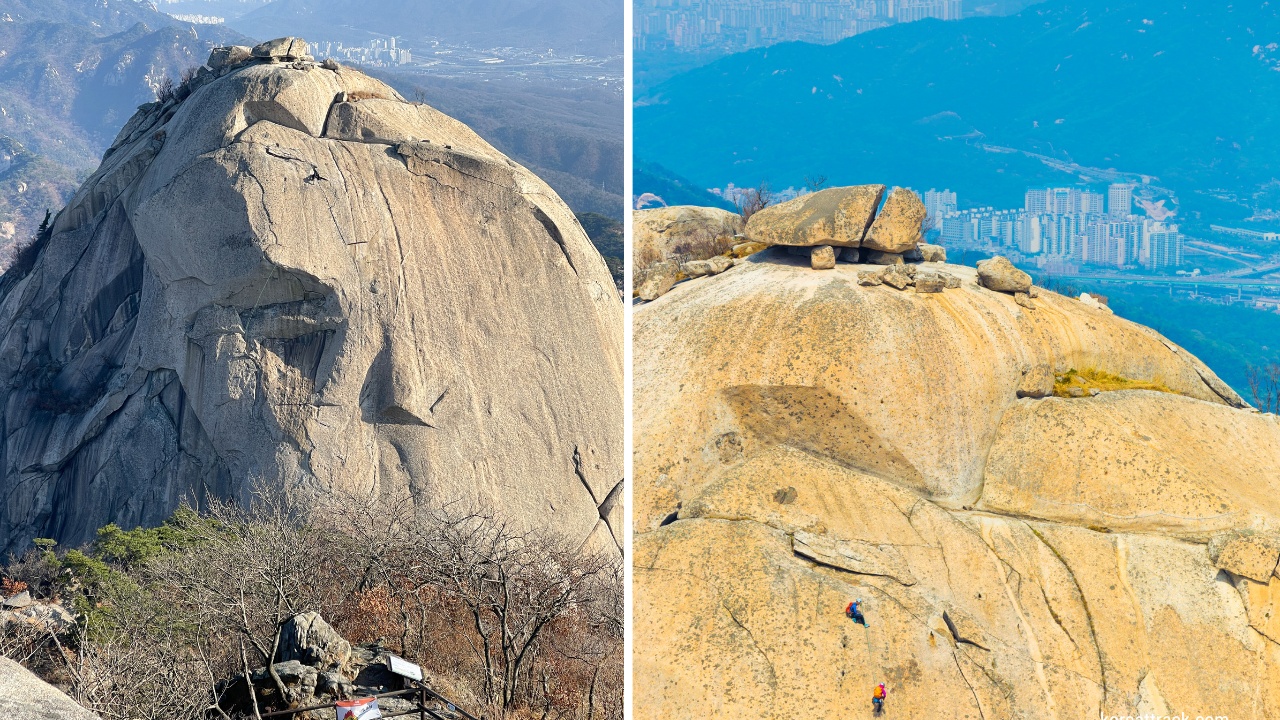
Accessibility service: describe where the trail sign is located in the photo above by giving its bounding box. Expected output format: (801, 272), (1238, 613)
(385, 654), (424, 682)
(335, 697), (381, 720)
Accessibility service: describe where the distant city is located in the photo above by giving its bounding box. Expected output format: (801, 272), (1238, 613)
(310, 38), (414, 68)
(928, 184), (1185, 273)
(636, 0), (964, 52)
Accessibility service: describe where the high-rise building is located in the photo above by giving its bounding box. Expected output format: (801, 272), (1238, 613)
(1108, 183), (1134, 219)
(1024, 189), (1048, 215)
(923, 189), (957, 224)
(1082, 191), (1105, 215)
(1142, 221), (1183, 270)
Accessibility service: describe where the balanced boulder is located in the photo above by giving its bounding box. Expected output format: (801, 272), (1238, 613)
(744, 185), (884, 248)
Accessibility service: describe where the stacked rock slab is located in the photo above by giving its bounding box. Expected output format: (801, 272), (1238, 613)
(745, 185), (930, 269)
(744, 184), (886, 269)
(0, 39), (623, 556)
(632, 257), (1280, 720)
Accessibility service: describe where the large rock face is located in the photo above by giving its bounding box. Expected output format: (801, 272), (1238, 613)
(0, 44), (623, 554)
(0, 657), (100, 719)
(634, 253), (1279, 719)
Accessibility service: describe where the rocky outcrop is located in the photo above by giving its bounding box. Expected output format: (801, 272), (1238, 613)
(0, 657), (100, 720)
(634, 257), (1273, 719)
(0, 41), (623, 555)
(633, 205), (742, 273)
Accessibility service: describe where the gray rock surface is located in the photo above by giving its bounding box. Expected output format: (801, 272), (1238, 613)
(278, 611), (352, 671)
(252, 37), (310, 61)
(0, 657), (100, 720)
(0, 46), (622, 555)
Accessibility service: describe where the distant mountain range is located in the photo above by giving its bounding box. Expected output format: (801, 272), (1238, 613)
(635, 0), (1280, 229)
(0, 0), (623, 262)
(229, 0), (623, 56)
(0, 0), (247, 245)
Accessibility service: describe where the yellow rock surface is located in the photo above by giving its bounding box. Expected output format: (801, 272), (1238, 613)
(634, 257), (1276, 719)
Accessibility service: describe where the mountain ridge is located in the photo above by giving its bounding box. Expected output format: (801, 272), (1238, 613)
(635, 0), (1280, 226)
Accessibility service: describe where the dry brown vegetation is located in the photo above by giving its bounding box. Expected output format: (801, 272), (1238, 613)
(1, 491), (621, 720)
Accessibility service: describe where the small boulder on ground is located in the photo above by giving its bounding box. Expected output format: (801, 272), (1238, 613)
(915, 272), (945, 293)
(919, 244), (947, 262)
(681, 256), (734, 279)
(881, 265), (912, 290)
(278, 612), (352, 671)
(862, 187), (927, 254)
(857, 269), (883, 286)
(1017, 365), (1055, 399)
(976, 256), (1032, 294)
(810, 245), (836, 270)
(1014, 292), (1034, 309)
(745, 185), (885, 248)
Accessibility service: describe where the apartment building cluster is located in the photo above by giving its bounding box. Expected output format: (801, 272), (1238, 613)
(933, 184), (1184, 272)
(310, 38), (413, 67)
(635, 0), (962, 51)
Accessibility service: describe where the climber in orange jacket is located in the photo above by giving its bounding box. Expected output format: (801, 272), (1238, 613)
(872, 683), (887, 715)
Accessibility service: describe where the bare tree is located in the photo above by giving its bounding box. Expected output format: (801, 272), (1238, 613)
(803, 175), (828, 193)
(1248, 362), (1280, 414)
(735, 182), (774, 222)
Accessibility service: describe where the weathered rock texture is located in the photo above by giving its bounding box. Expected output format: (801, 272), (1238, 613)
(633, 257), (1276, 719)
(744, 184), (885, 248)
(0, 657), (100, 719)
(633, 205), (742, 273)
(862, 186), (927, 253)
(0, 43), (623, 555)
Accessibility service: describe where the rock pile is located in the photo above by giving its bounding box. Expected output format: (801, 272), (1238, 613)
(856, 262), (962, 293)
(0, 588), (74, 635)
(241, 612), (413, 716)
